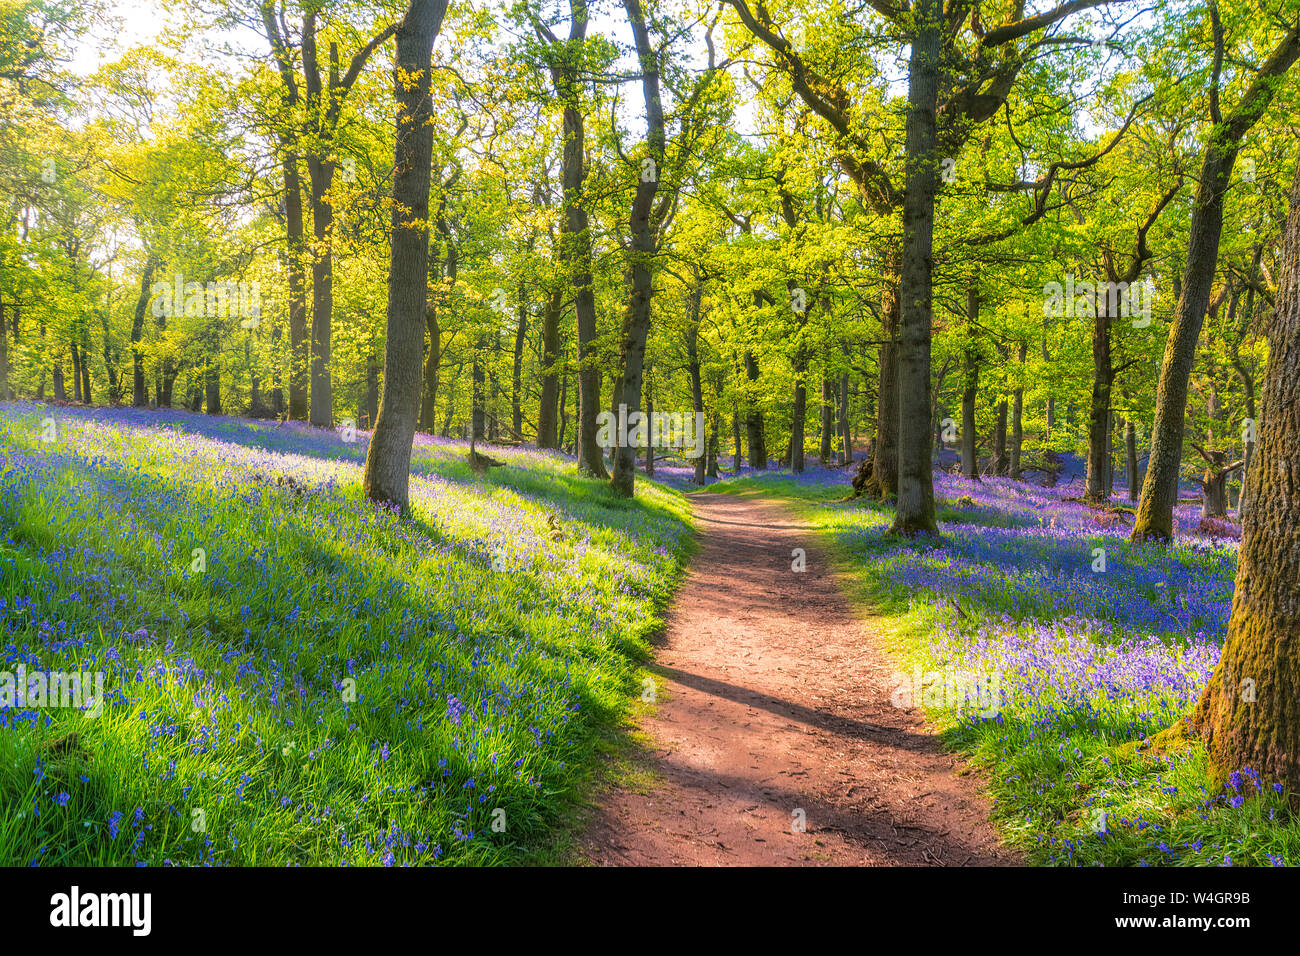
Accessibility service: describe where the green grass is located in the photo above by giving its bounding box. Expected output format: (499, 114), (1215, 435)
(0, 404), (692, 865)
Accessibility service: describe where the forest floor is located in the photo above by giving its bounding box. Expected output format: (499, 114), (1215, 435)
(580, 491), (1013, 866)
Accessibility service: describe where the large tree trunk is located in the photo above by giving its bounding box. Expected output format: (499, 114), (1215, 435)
(132, 255), (156, 407)
(1133, 21), (1300, 542)
(362, 0), (448, 509)
(890, 0), (941, 537)
(1187, 159), (1300, 790)
(610, 0), (664, 498)
(543, 3), (606, 478)
(258, 5), (311, 422)
(568, 131), (604, 476)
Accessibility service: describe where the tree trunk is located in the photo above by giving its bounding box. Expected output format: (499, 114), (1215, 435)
(1133, 22), (1300, 542)
(890, 0), (941, 537)
(609, 0), (664, 498)
(537, 288), (563, 448)
(512, 281), (528, 437)
(706, 411), (719, 478)
(0, 301), (6, 400)
(132, 255), (156, 406)
(1231, 299), (1258, 518)
(205, 355), (221, 415)
(789, 292), (809, 475)
(366, 352), (380, 428)
(643, 395), (654, 478)
(686, 286), (706, 485)
(961, 291), (979, 480)
(284, 151), (309, 421)
(1104, 409), (1114, 497)
(1042, 328), (1054, 444)
(744, 349), (766, 469)
(362, 0), (448, 509)
(472, 335), (485, 440)
(1200, 466), (1230, 519)
(1187, 158), (1300, 789)
(819, 378), (833, 464)
(867, 274), (900, 495)
(420, 301), (440, 431)
(71, 340), (82, 402)
(161, 359), (177, 408)
(1126, 418), (1139, 501)
(838, 372), (850, 465)
(307, 152), (338, 427)
(1010, 340), (1026, 479)
(557, 359), (568, 450)
(732, 409), (742, 472)
(548, 9), (606, 478)
(79, 326), (91, 404)
(1085, 282), (1114, 502)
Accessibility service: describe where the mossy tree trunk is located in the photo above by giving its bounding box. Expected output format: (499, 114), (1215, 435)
(1188, 159), (1300, 789)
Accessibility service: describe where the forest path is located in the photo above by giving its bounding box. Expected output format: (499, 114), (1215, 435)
(580, 491), (1014, 866)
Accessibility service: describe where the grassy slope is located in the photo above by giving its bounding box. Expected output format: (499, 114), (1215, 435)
(708, 471), (1296, 867)
(0, 403), (691, 866)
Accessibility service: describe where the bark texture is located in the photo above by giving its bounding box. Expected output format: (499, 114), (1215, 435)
(890, 0), (941, 537)
(1188, 160), (1300, 789)
(362, 0), (448, 509)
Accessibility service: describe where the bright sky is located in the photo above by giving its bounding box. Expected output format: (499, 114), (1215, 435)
(70, 0), (171, 76)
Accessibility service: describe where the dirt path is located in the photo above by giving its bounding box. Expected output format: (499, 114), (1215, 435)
(581, 491), (1014, 866)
